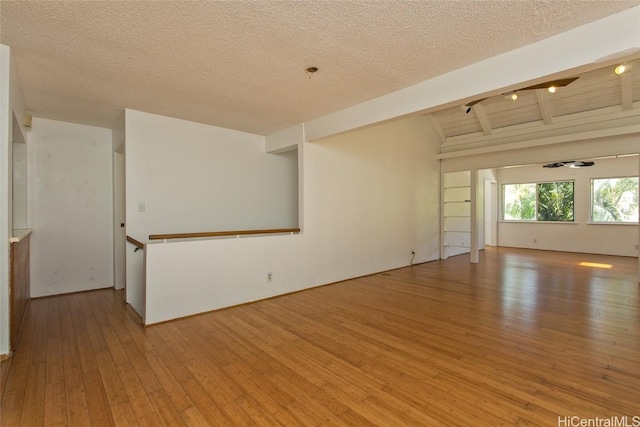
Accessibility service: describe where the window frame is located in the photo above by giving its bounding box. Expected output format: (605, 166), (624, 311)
(502, 179), (576, 223)
(502, 182), (536, 222)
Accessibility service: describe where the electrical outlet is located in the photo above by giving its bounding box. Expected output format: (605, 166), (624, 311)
(267, 272), (272, 282)
(533, 238), (537, 244)
(138, 201), (146, 212)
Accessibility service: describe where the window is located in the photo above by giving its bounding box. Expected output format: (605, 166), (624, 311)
(503, 183), (536, 220)
(591, 177), (639, 223)
(537, 181), (574, 221)
(503, 181), (574, 222)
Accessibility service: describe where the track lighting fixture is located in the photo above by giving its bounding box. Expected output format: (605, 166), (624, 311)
(463, 77), (577, 112)
(503, 91), (518, 101)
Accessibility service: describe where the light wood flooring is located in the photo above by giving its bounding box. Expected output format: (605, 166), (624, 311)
(1, 247), (639, 426)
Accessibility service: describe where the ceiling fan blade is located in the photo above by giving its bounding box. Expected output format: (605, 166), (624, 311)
(543, 162), (564, 168)
(543, 160), (595, 168)
(571, 161), (595, 168)
(520, 77), (579, 91)
(465, 97), (487, 107)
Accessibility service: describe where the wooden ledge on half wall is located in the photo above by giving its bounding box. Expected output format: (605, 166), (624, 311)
(148, 228), (301, 241)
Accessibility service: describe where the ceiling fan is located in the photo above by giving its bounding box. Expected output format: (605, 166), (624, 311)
(543, 160), (595, 168)
(464, 77), (579, 112)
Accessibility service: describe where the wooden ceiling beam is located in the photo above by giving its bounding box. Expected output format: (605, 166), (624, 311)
(473, 104), (492, 136)
(536, 89), (554, 125)
(620, 72), (633, 111)
(424, 114), (446, 145)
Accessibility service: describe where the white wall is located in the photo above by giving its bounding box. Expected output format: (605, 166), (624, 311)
(144, 114), (440, 324)
(483, 169), (498, 247)
(12, 137), (28, 229)
(1, 45), (13, 356)
(124, 109), (300, 319)
(124, 109), (299, 241)
(28, 118), (114, 297)
(126, 239), (145, 318)
(498, 156), (638, 256)
(0, 45), (28, 355)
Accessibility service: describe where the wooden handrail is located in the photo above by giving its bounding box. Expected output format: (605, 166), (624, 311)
(126, 236), (145, 250)
(149, 228), (301, 241)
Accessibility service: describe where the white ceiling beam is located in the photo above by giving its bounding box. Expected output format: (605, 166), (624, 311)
(265, 123), (304, 153)
(437, 124), (640, 161)
(442, 104), (640, 149)
(439, 131), (640, 173)
(424, 114), (446, 145)
(473, 104), (492, 136)
(536, 89), (554, 125)
(620, 72), (633, 111)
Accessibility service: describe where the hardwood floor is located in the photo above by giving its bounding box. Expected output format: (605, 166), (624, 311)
(1, 247), (639, 426)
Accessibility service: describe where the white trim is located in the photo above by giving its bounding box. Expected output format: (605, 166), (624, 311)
(9, 228), (31, 243)
(587, 222), (638, 225)
(500, 220), (578, 225)
(437, 124), (640, 160)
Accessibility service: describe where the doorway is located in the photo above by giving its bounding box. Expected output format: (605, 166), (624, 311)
(484, 180), (497, 246)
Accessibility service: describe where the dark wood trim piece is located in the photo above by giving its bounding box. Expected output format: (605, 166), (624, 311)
(126, 235), (145, 249)
(148, 227), (301, 241)
(10, 234), (30, 353)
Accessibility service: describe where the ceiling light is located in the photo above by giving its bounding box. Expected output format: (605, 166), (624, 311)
(547, 86), (556, 93)
(503, 92), (518, 101)
(614, 64), (630, 75)
(305, 66), (319, 80)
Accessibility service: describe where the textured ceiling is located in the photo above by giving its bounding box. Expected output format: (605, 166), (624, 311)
(2, 1), (640, 135)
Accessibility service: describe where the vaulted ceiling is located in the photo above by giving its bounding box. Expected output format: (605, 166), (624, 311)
(431, 58), (640, 152)
(2, 1), (640, 135)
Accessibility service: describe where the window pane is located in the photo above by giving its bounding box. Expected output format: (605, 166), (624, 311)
(591, 177), (639, 223)
(537, 181), (574, 221)
(503, 183), (536, 220)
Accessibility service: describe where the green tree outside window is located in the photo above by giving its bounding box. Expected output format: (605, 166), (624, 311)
(592, 177), (639, 223)
(537, 181), (574, 221)
(503, 181), (575, 222)
(503, 183), (536, 220)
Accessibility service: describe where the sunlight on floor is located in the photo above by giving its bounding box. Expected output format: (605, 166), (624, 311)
(579, 261), (612, 269)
